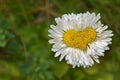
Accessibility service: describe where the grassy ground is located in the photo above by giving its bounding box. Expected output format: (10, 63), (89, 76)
(0, 0), (120, 80)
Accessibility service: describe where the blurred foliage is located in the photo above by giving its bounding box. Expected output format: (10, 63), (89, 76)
(0, 0), (120, 80)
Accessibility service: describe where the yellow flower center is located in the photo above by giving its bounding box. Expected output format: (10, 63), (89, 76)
(63, 27), (96, 50)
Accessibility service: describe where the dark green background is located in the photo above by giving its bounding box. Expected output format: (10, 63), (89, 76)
(0, 0), (120, 80)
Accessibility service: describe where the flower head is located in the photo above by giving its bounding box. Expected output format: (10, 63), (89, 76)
(48, 12), (113, 68)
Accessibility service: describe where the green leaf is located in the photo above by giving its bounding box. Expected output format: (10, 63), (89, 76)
(53, 62), (69, 78)
(84, 66), (98, 75)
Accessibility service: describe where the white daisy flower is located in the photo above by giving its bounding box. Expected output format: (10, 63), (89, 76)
(48, 12), (113, 68)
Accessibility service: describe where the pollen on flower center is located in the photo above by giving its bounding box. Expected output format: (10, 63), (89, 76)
(63, 27), (96, 50)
